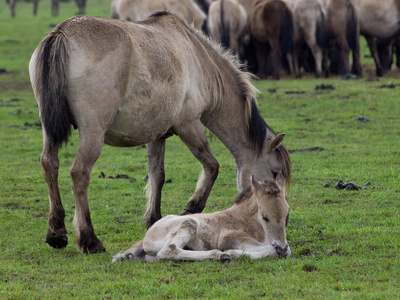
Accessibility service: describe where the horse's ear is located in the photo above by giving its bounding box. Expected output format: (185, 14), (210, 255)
(268, 133), (285, 153)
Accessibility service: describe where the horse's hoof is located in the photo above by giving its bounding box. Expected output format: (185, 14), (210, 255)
(46, 232), (68, 249)
(219, 254), (232, 262)
(84, 241), (106, 254)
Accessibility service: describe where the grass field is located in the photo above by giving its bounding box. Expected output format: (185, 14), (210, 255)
(1, 0), (399, 298)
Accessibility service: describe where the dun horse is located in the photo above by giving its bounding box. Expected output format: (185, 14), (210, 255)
(321, 0), (362, 76)
(111, 0), (207, 30)
(249, 0), (298, 80)
(285, 0), (326, 77)
(352, 0), (400, 76)
(113, 173), (290, 262)
(208, 0), (248, 59)
(29, 12), (291, 254)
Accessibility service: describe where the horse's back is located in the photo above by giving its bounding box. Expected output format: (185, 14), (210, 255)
(36, 14), (213, 146)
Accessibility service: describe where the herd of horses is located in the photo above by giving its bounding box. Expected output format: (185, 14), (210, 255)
(14, 0), (400, 78)
(26, 0), (400, 261)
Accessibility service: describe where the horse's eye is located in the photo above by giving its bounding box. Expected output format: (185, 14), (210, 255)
(262, 215), (269, 223)
(285, 214), (289, 227)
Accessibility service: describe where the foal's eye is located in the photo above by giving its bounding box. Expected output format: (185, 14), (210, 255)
(262, 215), (269, 223)
(285, 214), (289, 227)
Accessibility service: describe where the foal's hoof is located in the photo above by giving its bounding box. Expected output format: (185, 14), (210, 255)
(46, 230), (68, 249)
(219, 254), (232, 262)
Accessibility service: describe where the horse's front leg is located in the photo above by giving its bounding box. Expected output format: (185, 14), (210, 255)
(41, 136), (68, 249)
(176, 121), (219, 215)
(143, 139), (166, 228)
(70, 132), (105, 253)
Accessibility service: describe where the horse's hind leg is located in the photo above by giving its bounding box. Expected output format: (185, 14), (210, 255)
(41, 135), (68, 249)
(70, 131), (105, 253)
(176, 121), (219, 215)
(144, 139), (166, 228)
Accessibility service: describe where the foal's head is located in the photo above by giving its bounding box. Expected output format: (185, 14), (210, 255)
(252, 172), (290, 258)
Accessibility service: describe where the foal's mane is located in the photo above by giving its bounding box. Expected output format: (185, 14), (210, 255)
(148, 11), (291, 186)
(234, 179), (280, 205)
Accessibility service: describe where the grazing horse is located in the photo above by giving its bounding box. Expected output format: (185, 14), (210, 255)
(321, 0), (362, 76)
(208, 0), (248, 58)
(249, 0), (298, 80)
(110, 0), (207, 30)
(113, 173), (290, 262)
(352, 0), (400, 76)
(285, 0), (327, 77)
(29, 12), (291, 254)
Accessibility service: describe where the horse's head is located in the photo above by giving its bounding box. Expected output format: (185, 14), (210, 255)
(251, 172), (290, 258)
(239, 132), (291, 193)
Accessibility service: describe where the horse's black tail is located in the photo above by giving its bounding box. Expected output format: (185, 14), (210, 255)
(33, 30), (73, 147)
(219, 0), (230, 48)
(316, 8), (326, 49)
(280, 5), (294, 55)
(346, 1), (357, 51)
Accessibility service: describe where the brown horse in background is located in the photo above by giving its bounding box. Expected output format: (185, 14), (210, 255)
(111, 0), (207, 30)
(29, 12), (291, 254)
(208, 0), (248, 58)
(249, 0), (298, 80)
(321, 0), (362, 76)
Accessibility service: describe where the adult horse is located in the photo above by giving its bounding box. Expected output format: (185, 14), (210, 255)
(352, 0), (400, 76)
(113, 173), (290, 262)
(249, 0), (298, 80)
(29, 12), (291, 254)
(208, 0), (248, 58)
(321, 0), (362, 76)
(284, 0), (326, 77)
(110, 0), (207, 31)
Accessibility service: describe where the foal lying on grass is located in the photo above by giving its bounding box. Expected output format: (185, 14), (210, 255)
(113, 173), (290, 262)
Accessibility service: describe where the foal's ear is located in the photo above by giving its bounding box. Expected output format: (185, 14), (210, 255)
(268, 133), (285, 153)
(274, 171), (285, 186)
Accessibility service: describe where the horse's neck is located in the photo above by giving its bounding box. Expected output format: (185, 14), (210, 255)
(206, 109), (257, 190)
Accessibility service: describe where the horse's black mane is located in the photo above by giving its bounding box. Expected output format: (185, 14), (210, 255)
(248, 99), (292, 187)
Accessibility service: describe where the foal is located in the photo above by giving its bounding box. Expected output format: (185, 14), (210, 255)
(113, 173), (290, 262)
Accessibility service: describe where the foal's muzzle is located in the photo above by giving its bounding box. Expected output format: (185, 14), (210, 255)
(273, 243), (290, 258)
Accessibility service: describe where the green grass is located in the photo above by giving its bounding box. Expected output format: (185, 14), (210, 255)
(1, 0), (399, 298)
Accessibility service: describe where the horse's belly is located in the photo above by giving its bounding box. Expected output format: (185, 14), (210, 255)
(104, 105), (177, 147)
